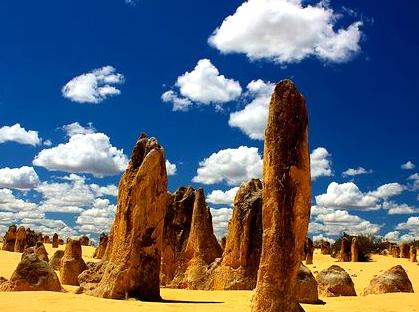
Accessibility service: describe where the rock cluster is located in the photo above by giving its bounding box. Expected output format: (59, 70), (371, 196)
(87, 134), (168, 301)
(321, 241), (331, 255)
(14, 226), (27, 253)
(316, 265), (356, 297)
(361, 265), (414, 295)
(252, 80), (311, 312)
(60, 239), (87, 286)
(93, 233), (108, 259)
(0, 254), (62, 292)
(2, 224), (17, 252)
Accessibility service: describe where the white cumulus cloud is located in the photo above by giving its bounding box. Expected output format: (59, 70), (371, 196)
(310, 147), (333, 180)
(210, 207), (233, 239)
(62, 66), (124, 104)
(207, 187), (239, 206)
(209, 0), (363, 64)
(0, 123), (41, 146)
(0, 166), (40, 189)
(193, 146), (262, 186)
(342, 167), (372, 177)
(166, 160), (177, 176)
(401, 161), (415, 170)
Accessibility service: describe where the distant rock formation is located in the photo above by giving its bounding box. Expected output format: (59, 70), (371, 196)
(88, 134), (168, 301)
(160, 186), (195, 288)
(60, 239), (87, 286)
(182, 188), (222, 289)
(43, 235), (51, 244)
(316, 265), (356, 297)
(80, 236), (89, 246)
(361, 265), (414, 295)
(52, 233), (59, 248)
(304, 237), (314, 265)
(58, 239), (64, 245)
(410, 245), (417, 262)
(296, 263), (319, 304)
(0, 254), (62, 292)
(321, 241), (331, 255)
(14, 226), (26, 253)
(351, 238), (359, 262)
(2, 224), (17, 252)
(400, 243), (409, 258)
(208, 179), (262, 290)
(393, 246), (401, 258)
(93, 233), (108, 260)
(252, 80), (311, 312)
(49, 250), (65, 270)
(339, 237), (351, 262)
(25, 228), (37, 248)
(36, 232), (43, 242)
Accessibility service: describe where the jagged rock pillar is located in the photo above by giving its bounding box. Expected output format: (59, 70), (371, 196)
(351, 238), (359, 262)
(251, 80), (311, 312)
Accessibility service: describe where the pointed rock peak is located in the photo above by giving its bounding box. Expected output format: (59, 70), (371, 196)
(130, 133), (163, 170)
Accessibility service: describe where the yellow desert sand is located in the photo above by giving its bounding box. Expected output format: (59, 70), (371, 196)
(0, 244), (417, 312)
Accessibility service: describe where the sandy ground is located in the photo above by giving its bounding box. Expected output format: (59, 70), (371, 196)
(0, 244), (417, 312)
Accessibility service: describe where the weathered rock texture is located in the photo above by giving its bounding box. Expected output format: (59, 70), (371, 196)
(361, 265), (414, 295)
(393, 246), (400, 258)
(182, 188), (222, 289)
(296, 263), (319, 304)
(339, 237), (351, 262)
(34, 242), (49, 262)
(321, 241), (331, 255)
(93, 233), (108, 260)
(14, 226), (27, 253)
(49, 250), (65, 270)
(305, 237), (314, 265)
(209, 179), (263, 290)
(0, 254), (62, 292)
(60, 239), (87, 286)
(2, 224), (17, 252)
(52, 233), (59, 248)
(25, 228), (37, 247)
(160, 186), (195, 288)
(410, 245), (417, 262)
(88, 134), (168, 301)
(316, 265), (357, 297)
(80, 236), (89, 246)
(351, 238), (359, 262)
(400, 243), (410, 259)
(78, 262), (106, 292)
(251, 80), (311, 312)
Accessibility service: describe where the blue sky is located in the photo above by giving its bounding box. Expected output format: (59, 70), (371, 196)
(0, 0), (418, 243)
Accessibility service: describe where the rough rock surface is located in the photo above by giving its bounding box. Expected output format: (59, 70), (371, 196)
(80, 236), (90, 246)
(351, 238), (359, 262)
(2, 224), (17, 252)
(400, 243), (410, 259)
(393, 246), (401, 258)
(209, 179), (263, 290)
(252, 80), (311, 312)
(88, 134), (168, 301)
(52, 233), (59, 248)
(361, 265), (414, 295)
(410, 245), (417, 262)
(339, 237), (351, 262)
(316, 265), (357, 297)
(49, 250), (65, 270)
(34, 242), (49, 262)
(14, 226), (27, 253)
(160, 186), (195, 288)
(0, 254), (62, 292)
(78, 262), (106, 292)
(304, 237), (314, 265)
(182, 188), (222, 289)
(25, 228), (37, 248)
(296, 263), (319, 304)
(93, 233), (108, 260)
(321, 241), (331, 255)
(60, 239), (87, 286)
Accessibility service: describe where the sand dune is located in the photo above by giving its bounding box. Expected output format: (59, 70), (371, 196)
(0, 245), (417, 312)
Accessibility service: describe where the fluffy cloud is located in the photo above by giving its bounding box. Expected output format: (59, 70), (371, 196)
(309, 209), (381, 237)
(210, 207), (233, 239)
(401, 161), (415, 170)
(0, 123), (41, 146)
(162, 59), (242, 110)
(90, 184), (118, 197)
(316, 182), (379, 210)
(193, 146), (262, 186)
(382, 201), (419, 215)
(395, 216), (419, 237)
(310, 147), (333, 180)
(209, 0), (362, 64)
(62, 66), (124, 104)
(228, 80), (275, 140)
(407, 173), (419, 191)
(33, 131), (128, 177)
(342, 167), (372, 177)
(166, 160), (177, 176)
(76, 198), (116, 234)
(207, 187), (239, 206)
(0, 166), (40, 189)
(368, 183), (404, 199)
(0, 189), (38, 212)
(63, 122), (96, 137)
